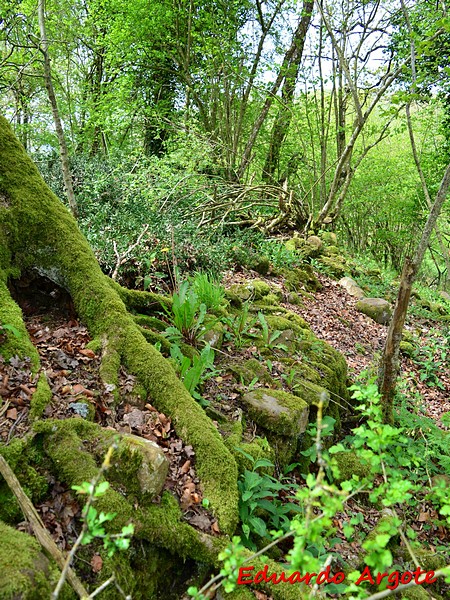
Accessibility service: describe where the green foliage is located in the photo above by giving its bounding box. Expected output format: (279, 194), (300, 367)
(223, 302), (257, 350)
(163, 280), (208, 345)
(170, 343), (217, 406)
(190, 272), (226, 312)
(235, 448), (301, 550)
(256, 312), (287, 351)
(72, 479), (134, 557)
(0, 321), (21, 339)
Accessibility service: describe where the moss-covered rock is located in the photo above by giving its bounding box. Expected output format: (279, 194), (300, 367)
(323, 245), (339, 256)
(320, 232), (337, 246)
(395, 546), (446, 573)
(281, 266), (321, 293)
(401, 587), (433, 600)
(251, 255), (270, 275)
(316, 256), (347, 279)
(338, 276), (364, 299)
(333, 451), (367, 482)
(241, 389), (309, 436)
(117, 434), (169, 499)
(226, 358), (276, 387)
(305, 235), (323, 256)
(356, 298), (392, 325)
(399, 341), (415, 357)
(286, 292), (304, 306)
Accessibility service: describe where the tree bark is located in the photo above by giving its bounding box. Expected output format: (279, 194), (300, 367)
(38, 0), (78, 218)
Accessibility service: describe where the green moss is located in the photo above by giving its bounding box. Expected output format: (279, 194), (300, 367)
(395, 547), (446, 572)
(401, 588), (433, 600)
(0, 278), (40, 369)
(224, 289), (243, 308)
(30, 372), (52, 420)
(136, 324), (172, 353)
(86, 337), (102, 353)
(0, 520), (74, 599)
(319, 232), (337, 245)
(139, 492), (227, 563)
(316, 256), (347, 278)
(257, 292), (281, 306)
(291, 379), (330, 407)
(132, 314), (168, 331)
(281, 266), (321, 292)
(400, 341), (415, 357)
(333, 451), (367, 482)
(242, 388), (309, 436)
(287, 292), (304, 306)
(0, 439), (48, 523)
(227, 358), (276, 386)
(232, 438), (275, 474)
(323, 245), (339, 256)
(264, 314), (307, 336)
(250, 255), (270, 275)
(109, 279), (171, 314)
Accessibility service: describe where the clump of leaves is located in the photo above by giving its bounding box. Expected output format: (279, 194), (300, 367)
(235, 449), (301, 550)
(191, 272), (225, 312)
(257, 312), (288, 351)
(223, 302), (257, 349)
(163, 280), (208, 345)
(170, 343), (217, 406)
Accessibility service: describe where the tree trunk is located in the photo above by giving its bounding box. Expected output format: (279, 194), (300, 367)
(379, 163), (450, 423)
(38, 0), (78, 218)
(0, 113), (237, 537)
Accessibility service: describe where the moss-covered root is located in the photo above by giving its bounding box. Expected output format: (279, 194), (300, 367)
(0, 520), (74, 599)
(30, 372), (52, 420)
(108, 278), (172, 314)
(0, 277), (40, 369)
(0, 116), (238, 535)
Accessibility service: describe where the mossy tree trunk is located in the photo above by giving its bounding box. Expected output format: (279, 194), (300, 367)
(0, 114), (238, 535)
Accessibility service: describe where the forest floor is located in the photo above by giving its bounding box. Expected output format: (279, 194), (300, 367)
(1, 267), (449, 596)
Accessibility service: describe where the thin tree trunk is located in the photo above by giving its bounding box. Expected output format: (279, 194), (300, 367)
(236, 2), (314, 180)
(379, 163), (450, 423)
(38, 0), (78, 218)
(262, 1), (313, 184)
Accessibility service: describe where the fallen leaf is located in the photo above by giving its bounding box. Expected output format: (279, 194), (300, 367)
(181, 460), (191, 474)
(79, 348), (96, 358)
(6, 407), (17, 420)
(91, 554), (103, 573)
(211, 521), (220, 534)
